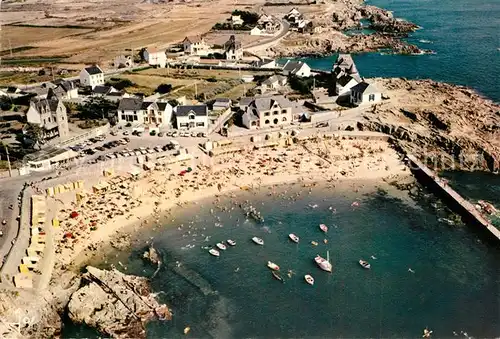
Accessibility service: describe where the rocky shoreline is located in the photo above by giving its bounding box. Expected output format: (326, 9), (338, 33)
(268, 0), (431, 57)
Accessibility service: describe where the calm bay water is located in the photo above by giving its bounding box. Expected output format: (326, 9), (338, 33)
(299, 0), (500, 101)
(63, 180), (500, 338)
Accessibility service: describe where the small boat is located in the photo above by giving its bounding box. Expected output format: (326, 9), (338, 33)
(304, 274), (314, 285)
(227, 239), (236, 246)
(319, 224), (328, 233)
(252, 237), (264, 245)
(216, 242), (227, 250)
(209, 249), (220, 257)
(311, 241), (318, 246)
(315, 251), (332, 272)
(267, 261), (280, 271)
(288, 233), (299, 243)
(359, 259), (371, 269)
(272, 271), (284, 283)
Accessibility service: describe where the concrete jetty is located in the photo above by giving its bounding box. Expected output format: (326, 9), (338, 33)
(406, 154), (500, 242)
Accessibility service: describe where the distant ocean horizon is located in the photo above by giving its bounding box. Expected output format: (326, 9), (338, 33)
(296, 0), (500, 102)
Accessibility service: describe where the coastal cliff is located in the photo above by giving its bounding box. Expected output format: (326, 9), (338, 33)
(67, 266), (171, 338)
(360, 78), (500, 172)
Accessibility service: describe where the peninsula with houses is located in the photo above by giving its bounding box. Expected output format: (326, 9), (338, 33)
(0, 0), (499, 337)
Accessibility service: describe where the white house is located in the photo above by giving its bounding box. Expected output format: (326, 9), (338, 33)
(350, 82), (382, 106)
(175, 105), (208, 130)
(183, 36), (210, 56)
(143, 47), (167, 68)
(231, 15), (244, 26)
(79, 65), (104, 89)
(258, 75), (287, 94)
(26, 98), (69, 140)
(282, 60), (311, 77)
(250, 26), (263, 36)
(92, 85), (119, 97)
(224, 35), (243, 60)
(49, 80), (78, 100)
(212, 98), (232, 111)
(242, 96), (293, 129)
(251, 58), (276, 68)
(335, 74), (360, 97)
(117, 97), (173, 127)
(113, 55), (133, 68)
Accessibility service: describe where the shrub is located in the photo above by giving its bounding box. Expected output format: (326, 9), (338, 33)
(155, 83), (173, 94)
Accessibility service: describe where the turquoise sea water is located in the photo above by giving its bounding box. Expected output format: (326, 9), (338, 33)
(299, 0), (500, 102)
(63, 180), (500, 338)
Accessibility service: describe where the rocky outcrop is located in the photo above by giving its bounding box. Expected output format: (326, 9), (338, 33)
(143, 246), (160, 265)
(67, 266), (171, 338)
(358, 78), (500, 172)
(360, 5), (420, 34)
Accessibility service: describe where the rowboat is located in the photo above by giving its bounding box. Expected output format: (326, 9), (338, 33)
(304, 274), (314, 285)
(216, 242), (227, 250)
(319, 224), (328, 233)
(272, 271), (284, 283)
(252, 237), (264, 245)
(359, 259), (371, 269)
(267, 261), (280, 271)
(288, 233), (299, 243)
(209, 249), (220, 257)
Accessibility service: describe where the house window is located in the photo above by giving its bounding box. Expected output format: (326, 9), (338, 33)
(188, 114), (195, 120)
(180, 123), (188, 127)
(369, 94), (375, 101)
(281, 109), (287, 114)
(273, 111), (279, 115)
(251, 121), (257, 126)
(273, 118), (278, 124)
(282, 117), (287, 122)
(121, 115), (126, 120)
(265, 119), (270, 124)
(133, 115), (138, 121)
(158, 118), (162, 123)
(145, 117), (149, 123)
(264, 112), (270, 117)
(196, 122), (205, 127)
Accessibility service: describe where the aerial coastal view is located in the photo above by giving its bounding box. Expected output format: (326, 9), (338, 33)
(0, 0), (498, 337)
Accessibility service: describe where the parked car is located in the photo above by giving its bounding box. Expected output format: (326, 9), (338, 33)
(171, 131), (179, 137)
(123, 137), (130, 142)
(166, 131), (173, 137)
(146, 148), (155, 154)
(123, 130), (130, 136)
(85, 149), (96, 155)
(136, 132), (143, 137)
(110, 131), (118, 136)
(158, 132), (164, 137)
(154, 146), (162, 152)
(132, 130), (138, 136)
(96, 146), (105, 151)
(97, 155), (107, 161)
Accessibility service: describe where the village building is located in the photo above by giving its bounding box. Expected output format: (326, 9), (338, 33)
(242, 95), (293, 129)
(113, 55), (133, 68)
(224, 35), (243, 61)
(332, 54), (361, 81)
(212, 98), (232, 111)
(335, 74), (360, 97)
(24, 147), (78, 172)
(175, 105), (209, 130)
(117, 97), (173, 127)
(350, 82), (382, 106)
(284, 8), (303, 26)
(183, 36), (210, 56)
(250, 26), (263, 36)
(79, 65), (104, 89)
(48, 80), (78, 100)
(257, 75), (288, 94)
(251, 58), (276, 68)
(92, 85), (118, 97)
(231, 15), (244, 26)
(143, 47), (167, 68)
(26, 98), (69, 140)
(282, 60), (311, 77)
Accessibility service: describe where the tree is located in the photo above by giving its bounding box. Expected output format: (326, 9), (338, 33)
(154, 83), (173, 94)
(168, 99), (180, 107)
(77, 97), (117, 120)
(24, 123), (44, 149)
(0, 96), (12, 111)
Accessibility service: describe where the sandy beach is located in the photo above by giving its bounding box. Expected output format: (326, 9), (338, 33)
(49, 137), (410, 271)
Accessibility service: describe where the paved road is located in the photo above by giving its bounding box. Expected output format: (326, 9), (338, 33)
(245, 20), (290, 53)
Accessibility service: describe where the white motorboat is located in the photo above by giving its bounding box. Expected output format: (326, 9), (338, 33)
(315, 251), (332, 272)
(319, 224), (328, 233)
(227, 239), (236, 246)
(252, 237), (264, 245)
(359, 259), (371, 269)
(216, 242), (227, 250)
(304, 274), (314, 285)
(288, 233), (299, 243)
(267, 261), (280, 271)
(209, 249), (220, 257)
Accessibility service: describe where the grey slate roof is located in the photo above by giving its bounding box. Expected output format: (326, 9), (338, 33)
(31, 98), (60, 113)
(157, 102), (170, 110)
(251, 95), (293, 113)
(93, 85), (113, 95)
(175, 105), (208, 116)
(118, 97), (143, 111)
(283, 61), (307, 75)
(84, 65), (103, 75)
(350, 82), (379, 94)
(337, 74), (356, 87)
(224, 35), (242, 52)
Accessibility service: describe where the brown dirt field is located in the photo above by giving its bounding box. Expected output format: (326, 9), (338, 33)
(1, 26), (93, 51)
(118, 74), (196, 89)
(137, 68), (266, 80)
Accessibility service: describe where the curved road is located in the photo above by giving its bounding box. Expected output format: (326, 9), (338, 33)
(245, 20), (290, 53)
